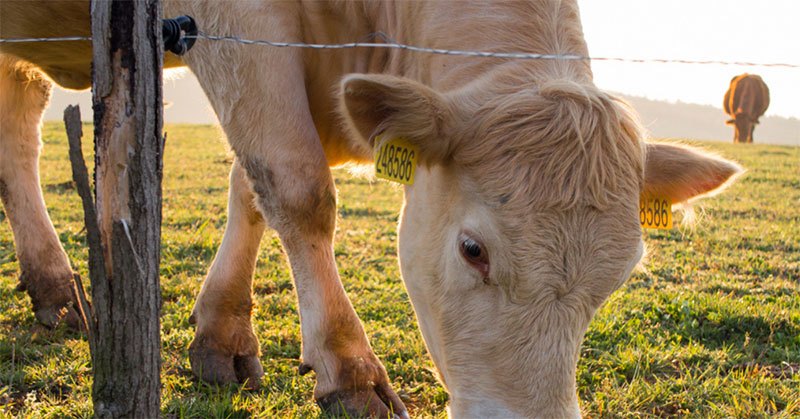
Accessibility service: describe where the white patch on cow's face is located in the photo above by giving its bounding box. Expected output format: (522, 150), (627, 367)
(733, 114), (755, 143)
(399, 163), (643, 416)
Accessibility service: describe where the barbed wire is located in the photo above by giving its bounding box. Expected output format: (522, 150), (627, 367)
(2, 33), (799, 69)
(0, 36), (92, 43)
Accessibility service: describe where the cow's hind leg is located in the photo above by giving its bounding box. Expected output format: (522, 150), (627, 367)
(0, 56), (78, 328)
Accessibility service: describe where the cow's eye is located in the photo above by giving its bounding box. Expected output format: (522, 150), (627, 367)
(462, 238), (482, 259)
(459, 234), (490, 278)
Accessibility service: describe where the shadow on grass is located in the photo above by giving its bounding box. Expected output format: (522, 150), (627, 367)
(676, 314), (798, 351)
(586, 298), (800, 360)
(338, 206), (396, 219)
(44, 181), (76, 194)
(700, 284), (798, 299)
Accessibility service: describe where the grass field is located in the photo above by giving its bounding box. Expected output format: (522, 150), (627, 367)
(1, 122), (798, 418)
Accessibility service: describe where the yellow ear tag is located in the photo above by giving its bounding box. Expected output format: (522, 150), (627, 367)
(639, 194), (673, 230)
(374, 136), (418, 185)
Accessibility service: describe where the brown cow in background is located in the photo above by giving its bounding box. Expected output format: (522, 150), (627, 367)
(724, 74), (770, 143)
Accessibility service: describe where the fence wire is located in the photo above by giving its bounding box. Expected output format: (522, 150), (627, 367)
(1, 33), (798, 69)
(0, 36), (92, 43)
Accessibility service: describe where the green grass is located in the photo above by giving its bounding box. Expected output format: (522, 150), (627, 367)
(1, 123), (798, 417)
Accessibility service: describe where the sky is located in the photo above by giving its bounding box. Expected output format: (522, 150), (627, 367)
(47, 1), (799, 123)
(577, 0), (799, 119)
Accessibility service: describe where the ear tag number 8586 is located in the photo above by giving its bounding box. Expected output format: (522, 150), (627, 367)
(374, 136), (418, 185)
(639, 194), (673, 230)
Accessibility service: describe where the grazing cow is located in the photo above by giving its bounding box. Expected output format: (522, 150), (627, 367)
(1, 1), (742, 416)
(724, 73), (770, 143)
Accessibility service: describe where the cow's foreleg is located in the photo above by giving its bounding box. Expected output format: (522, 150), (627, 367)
(0, 57), (78, 328)
(239, 149), (406, 418)
(190, 149), (406, 415)
(188, 160), (265, 389)
(181, 10), (406, 408)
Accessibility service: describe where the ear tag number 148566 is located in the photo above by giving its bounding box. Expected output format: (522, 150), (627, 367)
(374, 136), (418, 185)
(639, 194), (673, 230)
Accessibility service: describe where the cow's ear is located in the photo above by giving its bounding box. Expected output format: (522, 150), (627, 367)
(341, 74), (457, 164)
(644, 142), (743, 203)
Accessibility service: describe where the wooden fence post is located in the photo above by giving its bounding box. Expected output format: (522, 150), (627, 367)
(82, 0), (164, 416)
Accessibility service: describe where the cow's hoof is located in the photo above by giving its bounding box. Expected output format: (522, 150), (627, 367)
(317, 388), (410, 419)
(18, 270), (81, 329)
(310, 355), (409, 418)
(189, 332), (264, 390)
(34, 303), (82, 330)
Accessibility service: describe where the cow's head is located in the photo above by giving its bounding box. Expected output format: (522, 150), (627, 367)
(726, 111), (758, 143)
(341, 74), (741, 417)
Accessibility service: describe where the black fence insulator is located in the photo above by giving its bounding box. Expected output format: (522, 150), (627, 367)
(162, 15), (197, 55)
